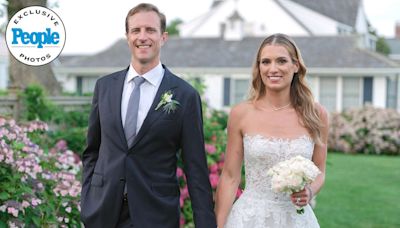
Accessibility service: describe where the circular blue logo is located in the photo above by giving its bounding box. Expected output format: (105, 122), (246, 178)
(5, 6), (66, 66)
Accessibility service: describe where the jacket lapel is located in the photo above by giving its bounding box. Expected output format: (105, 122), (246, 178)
(129, 67), (178, 149)
(110, 68), (129, 148)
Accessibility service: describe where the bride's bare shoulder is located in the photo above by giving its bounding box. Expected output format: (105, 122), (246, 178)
(229, 101), (254, 119)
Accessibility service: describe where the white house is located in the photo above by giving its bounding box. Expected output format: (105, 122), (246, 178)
(55, 35), (400, 112)
(54, 0), (400, 112)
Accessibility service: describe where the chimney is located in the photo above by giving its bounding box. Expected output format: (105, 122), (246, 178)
(396, 21), (400, 39)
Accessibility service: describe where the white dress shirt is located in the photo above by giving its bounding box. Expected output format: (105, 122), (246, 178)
(121, 62), (164, 134)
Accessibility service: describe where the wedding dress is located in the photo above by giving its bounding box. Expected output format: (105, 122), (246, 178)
(225, 134), (320, 228)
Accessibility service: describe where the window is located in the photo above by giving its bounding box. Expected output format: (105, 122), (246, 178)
(233, 79), (250, 104)
(363, 77), (373, 104)
(342, 77), (361, 110)
(304, 76), (317, 98)
(223, 77), (250, 106)
(77, 76), (97, 95)
(82, 77), (98, 94)
(387, 76), (398, 109)
(76, 76), (82, 95)
(337, 25), (352, 35)
(319, 77), (337, 112)
(223, 78), (231, 106)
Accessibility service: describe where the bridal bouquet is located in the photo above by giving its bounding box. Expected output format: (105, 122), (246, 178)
(267, 155), (321, 214)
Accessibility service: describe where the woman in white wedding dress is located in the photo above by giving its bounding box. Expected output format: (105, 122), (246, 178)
(215, 33), (329, 228)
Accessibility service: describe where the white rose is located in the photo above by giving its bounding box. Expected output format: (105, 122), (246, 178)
(165, 94), (172, 102)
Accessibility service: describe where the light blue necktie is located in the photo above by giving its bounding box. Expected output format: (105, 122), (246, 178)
(124, 76), (146, 147)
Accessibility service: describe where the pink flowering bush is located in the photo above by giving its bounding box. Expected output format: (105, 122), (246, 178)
(0, 117), (82, 227)
(329, 105), (400, 155)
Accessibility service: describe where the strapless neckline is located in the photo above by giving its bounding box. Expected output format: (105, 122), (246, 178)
(243, 133), (314, 144)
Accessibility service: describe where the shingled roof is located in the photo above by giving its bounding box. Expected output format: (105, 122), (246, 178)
(60, 36), (398, 69)
(290, 0), (361, 26)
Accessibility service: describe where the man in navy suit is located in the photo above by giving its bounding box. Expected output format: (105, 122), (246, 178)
(80, 3), (217, 228)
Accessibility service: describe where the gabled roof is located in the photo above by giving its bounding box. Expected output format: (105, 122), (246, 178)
(289, 0), (361, 26)
(60, 36), (399, 69)
(180, 0), (363, 38)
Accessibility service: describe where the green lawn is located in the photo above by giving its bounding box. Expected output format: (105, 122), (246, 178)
(314, 153), (400, 228)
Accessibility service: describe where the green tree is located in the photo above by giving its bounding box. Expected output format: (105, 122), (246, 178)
(376, 36), (391, 55)
(367, 21), (391, 56)
(166, 18), (183, 36)
(21, 84), (54, 121)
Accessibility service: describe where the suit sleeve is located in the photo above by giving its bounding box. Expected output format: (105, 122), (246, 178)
(180, 91), (217, 228)
(81, 80), (101, 198)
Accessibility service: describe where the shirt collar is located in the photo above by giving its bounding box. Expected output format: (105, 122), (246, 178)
(126, 62), (164, 87)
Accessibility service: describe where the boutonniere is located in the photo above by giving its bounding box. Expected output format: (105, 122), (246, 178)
(155, 90), (180, 114)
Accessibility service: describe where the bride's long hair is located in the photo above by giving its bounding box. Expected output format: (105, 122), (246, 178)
(248, 33), (323, 144)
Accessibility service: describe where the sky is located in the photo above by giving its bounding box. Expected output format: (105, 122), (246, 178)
(2, 0), (399, 55)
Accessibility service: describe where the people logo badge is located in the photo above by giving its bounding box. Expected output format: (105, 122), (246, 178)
(5, 6), (66, 66)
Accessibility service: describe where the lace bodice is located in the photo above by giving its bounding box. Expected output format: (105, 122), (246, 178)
(224, 134), (319, 228)
(243, 134), (314, 201)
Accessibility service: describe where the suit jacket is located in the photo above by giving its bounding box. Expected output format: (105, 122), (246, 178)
(80, 65), (217, 228)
